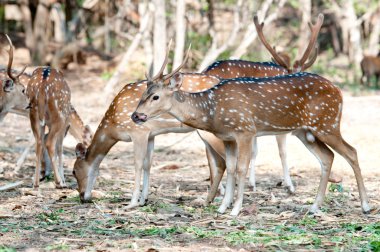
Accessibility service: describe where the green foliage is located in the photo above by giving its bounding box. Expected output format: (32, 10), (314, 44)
(37, 209), (65, 225)
(328, 183), (344, 193)
(101, 71), (113, 81)
(0, 246), (16, 252)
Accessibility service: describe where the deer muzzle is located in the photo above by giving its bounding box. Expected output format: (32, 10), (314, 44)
(80, 192), (93, 203)
(131, 112), (147, 124)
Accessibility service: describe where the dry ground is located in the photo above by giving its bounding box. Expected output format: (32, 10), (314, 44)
(0, 60), (380, 251)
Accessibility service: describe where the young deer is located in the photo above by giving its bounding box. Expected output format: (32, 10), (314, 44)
(0, 34), (29, 120)
(0, 38), (91, 180)
(27, 67), (84, 188)
(132, 68), (370, 217)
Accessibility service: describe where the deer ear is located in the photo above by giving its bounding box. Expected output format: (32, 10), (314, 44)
(3, 79), (14, 92)
(83, 125), (93, 147)
(168, 73), (183, 91)
(75, 143), (87, 160)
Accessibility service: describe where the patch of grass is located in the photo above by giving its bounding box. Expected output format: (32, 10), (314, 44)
(0, 246), (16, 252)
(182, 226), (221, 239)
(328, 183), (344, 193)
(37, 209), (65, 225)
(45, 243), (70, 251)
(203, 204), (218, 214)
(298, 215), (318, 227)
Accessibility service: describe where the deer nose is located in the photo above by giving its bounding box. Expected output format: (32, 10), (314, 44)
(80, 192), (92, 203)
(131, 112), (147, 123)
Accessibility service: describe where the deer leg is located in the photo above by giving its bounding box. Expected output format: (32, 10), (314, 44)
(275, 134), (295, 193)
(197, 130), (226, 199)
(295, 130), (334, 213)
(218, 141), (237, 214)
(140, 137), (155, 206)
(56, 133), (65, 184)
(231, 136), (253, 216)
(205, 144), (226, 204)
(32, 125), (44, 189)
(126, 133), (150, 209)
(319, 134), (371, 213)
(248, 137), (258, 191)
(46, 125), (66, 188)
(41, 135), (52, 181)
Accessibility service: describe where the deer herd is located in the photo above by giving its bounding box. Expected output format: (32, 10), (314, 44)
(0, 14), (373, 216)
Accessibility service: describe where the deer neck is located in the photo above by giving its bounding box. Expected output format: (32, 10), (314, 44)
(84, 128), (116, 169)
(169, 90), (216, 131)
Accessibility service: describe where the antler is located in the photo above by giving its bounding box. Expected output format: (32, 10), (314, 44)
(163, 44), (191, 81)
(147, 39), (173, 82)
(4, 34), (27, 81)
(294, 13), (324, 72)
(253, 15), (290, 71)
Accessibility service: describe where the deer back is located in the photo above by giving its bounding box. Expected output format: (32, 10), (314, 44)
(26, 67), (71, 125)
(203, 60), (288, 78)
(360, 56), (380, 75)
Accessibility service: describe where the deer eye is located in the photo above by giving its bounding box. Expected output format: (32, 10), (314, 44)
(72, 170), (76, 176)
(152, 95), (159, 101)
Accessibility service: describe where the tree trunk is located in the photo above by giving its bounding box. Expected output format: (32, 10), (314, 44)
(153, 0), (167, 74)
(173, 0), (186, 68)
(368, 7), (380, 55)
(142, 2), (154, 76)
(50, 2), (66, 43)
(19, 0), (35, 52)
(104, 1), (151, 98)
(297, 0), (311, 58)
(32, 0), (51, 64)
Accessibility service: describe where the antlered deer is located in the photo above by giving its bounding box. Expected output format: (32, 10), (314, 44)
(198, 13), (326, 192)
(72, 44), (291, 206)
(0, 34), (29, 120)
(132, 68), (371, 216)
(360, 54), (380, 88)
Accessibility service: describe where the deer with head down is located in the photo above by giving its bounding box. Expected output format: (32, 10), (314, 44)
(0, 34), (29, 121)
(26, 66), (92, 188)
(72, 14), (330, 206)
(72, 40), (293, 206)
(0, 35), (92, 181)
(132, 33), (370, 216)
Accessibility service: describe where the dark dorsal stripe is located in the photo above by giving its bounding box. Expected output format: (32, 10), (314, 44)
(42, 67), (51, 80)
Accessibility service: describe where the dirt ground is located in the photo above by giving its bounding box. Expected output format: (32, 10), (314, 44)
(0, 60), (380, 251)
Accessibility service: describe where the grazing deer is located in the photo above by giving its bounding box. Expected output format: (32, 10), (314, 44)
(0, 35), (91, 180)
(72, 39), (296, 205)
(360, 54), (380, 88)
(26, 67), (91, 188)
(0, 34), (29, 120)
(132, 66), (371, 216)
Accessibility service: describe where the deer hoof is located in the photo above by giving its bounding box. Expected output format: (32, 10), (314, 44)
(55, 183), (67, 189)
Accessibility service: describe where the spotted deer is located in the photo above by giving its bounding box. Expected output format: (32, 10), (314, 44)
(0, 34), (29, 120)
(132, 62), (371, 217)
(0, 38), (91, 180)
(198, 13), (326, 192)
(26, 67), (91, 188)
(72, 38), (298, 206)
